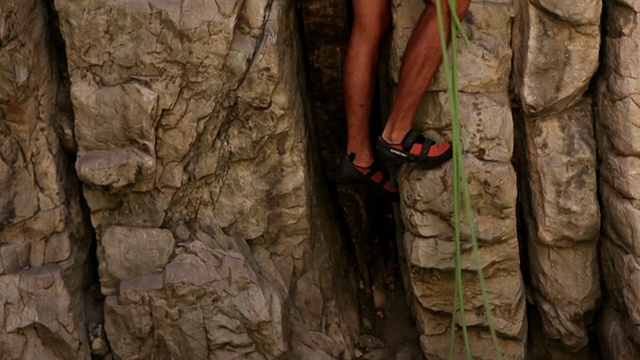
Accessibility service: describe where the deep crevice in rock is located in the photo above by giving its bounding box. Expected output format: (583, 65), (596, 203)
(298, 0), (423, 357)
(44, 1), (108, 358)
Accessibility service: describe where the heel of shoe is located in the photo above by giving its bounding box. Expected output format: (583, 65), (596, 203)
(335, 157), (360, 184)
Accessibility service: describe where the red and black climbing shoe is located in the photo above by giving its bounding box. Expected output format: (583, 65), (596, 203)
(335, 153), (400, 202)
(376, 129), (452, 166)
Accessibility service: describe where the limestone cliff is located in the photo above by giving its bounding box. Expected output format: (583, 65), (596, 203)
(0, 0), (636, 359)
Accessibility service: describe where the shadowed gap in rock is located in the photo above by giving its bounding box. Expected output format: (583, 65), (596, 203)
(44, 0), (109, 358)
(298, 0), (423, 357)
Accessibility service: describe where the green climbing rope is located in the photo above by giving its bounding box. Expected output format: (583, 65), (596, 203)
(432, 1), (503, 359)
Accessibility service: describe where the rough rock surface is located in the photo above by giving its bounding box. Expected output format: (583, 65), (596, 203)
(512, 0), (602, 354)
(4, 0), (640, 357)
(53, 0), (358, 358)
(0, 0), (93, 359)
(596, 0), (640, 357)
(389, 0), (527, 358)
(516, 101), (601, 352)
(512, 0), (601, 116)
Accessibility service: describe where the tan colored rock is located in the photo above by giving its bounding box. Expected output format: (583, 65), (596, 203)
(414, 304), (525, 360)
(523, 102), (600, 247)
(598, 302), (640, 360)
(391, 0), (514, 94)
(599, 225), (640, 345)
(0, 0), (92, 358)
(54, 0), (358, 358)
(530, 0), (600, 25)
(411, 92), (513, 163)
(0, 265), (90, 360)
(519, 102), (600, 350)
(390, 0), (526, 357)
(105, 241), (287, 360)
(98, 226), (175, 295)
(401, 159), (526, 340)
(596, 0), (640, 354)
(512, 0), (600, 115)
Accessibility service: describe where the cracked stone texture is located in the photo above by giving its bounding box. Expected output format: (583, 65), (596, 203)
(53, 0), (358, 358)
(104, 241), (287, 359)
(516, 101), (601, 352)
(389, 0), (526, 358)
(510, 0), (602, 354)
(512, 0), (601, 116)
(596, 2), (640, 355)
(0, 0), (92, 359)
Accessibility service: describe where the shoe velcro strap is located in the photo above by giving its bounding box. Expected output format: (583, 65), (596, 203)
(366, 164), (389, 185)
(401, 130), (420, 150)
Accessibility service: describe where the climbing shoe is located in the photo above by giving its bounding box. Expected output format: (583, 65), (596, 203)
(335, 153), (400, 202)
(376, 129), (452, 166)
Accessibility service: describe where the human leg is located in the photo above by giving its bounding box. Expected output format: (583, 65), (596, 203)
(377, 0), (471, 163)
(343, 0), (390, 168)
(338, 0), (399, 201)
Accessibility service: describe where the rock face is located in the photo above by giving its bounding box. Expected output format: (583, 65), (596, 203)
(2, 0), (640, 357)
(51, 0), (358, 358)
(512, 0), (601, 116)
(596, 0), (640, 358)
(0, 0), (92, 359)
(512, 0), (602, 356)
(389, 0), (527, 358)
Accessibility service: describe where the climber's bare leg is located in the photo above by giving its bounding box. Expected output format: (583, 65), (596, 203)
(344, 0), (390, 167)
(381, 0), (470, 144)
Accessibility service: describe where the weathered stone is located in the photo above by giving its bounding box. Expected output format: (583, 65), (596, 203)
(527, 305), (599, 360)
(105, 241), (287, 360)
(0, 0), (92, 357)
(598, 302), (640, 360)
(98, 226), (175, 295)
(54, 0), (358, 358)
(397, 105), (527, 356)
(518, 101), (601, 351)
(599, 233), (640, 345)
(391, 0), (514, 94)
(523, 102), (600, 246)
(0, 243), (30, 275)
(401, 157), (517, 246)
(530, 0), (601, 25)
(596, 0), (640, 354)
(412, 92), (513, 163)
(390, 0), (526, 358)
(76, 149), (155, 191)
(414, 304), (525, 360)
(512, 0), (600, 115)
(0, 265), (90, 359)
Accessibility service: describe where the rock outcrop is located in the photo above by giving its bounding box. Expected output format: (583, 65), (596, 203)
(388, 0), (527, 358)
(3, 0), (640, 358)
(596, 0), (640, 358)
(0, 0), (93, 358)
(512, 0), (602, 356)
(51, 0), (359, 358)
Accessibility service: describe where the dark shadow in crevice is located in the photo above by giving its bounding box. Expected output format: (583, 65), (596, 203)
(297, 0), (422, 356)
(43, 1), (109, 358)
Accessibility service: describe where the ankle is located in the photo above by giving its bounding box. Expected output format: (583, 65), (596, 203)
(381, 127), (410, 144)
(347, 149), (374, 168)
